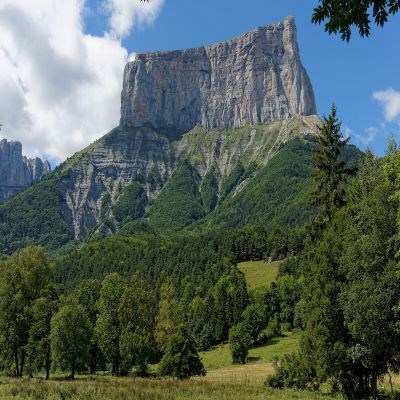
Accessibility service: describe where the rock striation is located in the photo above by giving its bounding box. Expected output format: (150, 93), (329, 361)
(0, 139), (51, 203)
(120, 16), (316, 134)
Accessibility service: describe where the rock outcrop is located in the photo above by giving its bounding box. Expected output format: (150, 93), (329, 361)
(120, 16), (316, 134)
(0, 139), (51, 203)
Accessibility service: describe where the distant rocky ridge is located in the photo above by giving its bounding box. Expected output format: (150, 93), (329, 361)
(120, 16), (316, 134)
(0, 139), (51, 203)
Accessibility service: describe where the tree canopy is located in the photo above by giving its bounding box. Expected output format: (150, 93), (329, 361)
(312, 0), (400, 41)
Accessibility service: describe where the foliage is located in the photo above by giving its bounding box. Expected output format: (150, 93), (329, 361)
(95, 273), (127, 375)
(201, 167), (219, 213)
(241, 303), (266, 343)
(228, 322), (252, 364)
(312, 0), (400, 41)
(50, 301), (92, 379)
(0, 246), (52, 377)
(210, 265), (249, 343)
(219, 162), (245, 201)
(27, 284), (62, 379)
(113, 181), (148, 223)
(159, 324), (206, 379)
(71, 279), (103, 373)
(148, 163), (205, 231)
(0, 179), (73, 255)
(155, 282), (183, 353)
(310, 105), (353, 225)
(118, 274), (157, 376)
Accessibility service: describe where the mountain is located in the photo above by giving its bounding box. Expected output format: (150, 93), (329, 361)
(0, 17), (345, 255)
(0, 139), (50, 204)
(121, 16), (316, 134)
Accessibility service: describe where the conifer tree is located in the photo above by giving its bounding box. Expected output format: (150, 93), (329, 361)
(310, 105), (352, 225)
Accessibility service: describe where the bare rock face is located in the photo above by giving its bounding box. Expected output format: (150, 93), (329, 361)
(120, 16), (316, 134)
(0, 139), (51, 203)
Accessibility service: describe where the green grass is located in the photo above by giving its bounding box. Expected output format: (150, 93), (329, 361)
(238, 260), (280, 289)
(200, 331), (301, 371)
(0, 376), (336, 400)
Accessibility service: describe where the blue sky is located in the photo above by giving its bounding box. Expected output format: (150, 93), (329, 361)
(0, 0), (399, 161)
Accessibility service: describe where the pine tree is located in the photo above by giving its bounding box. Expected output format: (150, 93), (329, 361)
(310, 104), (353, 225)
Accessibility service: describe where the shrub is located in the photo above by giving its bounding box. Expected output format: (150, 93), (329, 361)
(228, 322), (252, 364)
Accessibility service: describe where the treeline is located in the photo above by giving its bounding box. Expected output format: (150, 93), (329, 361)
(0, 243), (302, 379)
(53, 224), (305, 292)
(267, 106), (400, 399)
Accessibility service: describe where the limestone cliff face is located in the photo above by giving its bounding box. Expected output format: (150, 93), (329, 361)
(0, 139), (50, 203)
(58, 127), (176, 239)
(120, 16), (316, 133)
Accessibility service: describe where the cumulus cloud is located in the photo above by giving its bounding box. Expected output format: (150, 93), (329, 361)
(373, 88), (400, 122)
(0, 0), (164, 162)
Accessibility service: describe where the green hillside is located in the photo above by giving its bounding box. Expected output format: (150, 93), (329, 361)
(0, 122), (362, 257)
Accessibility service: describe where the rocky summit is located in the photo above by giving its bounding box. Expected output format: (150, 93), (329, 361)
(0, 139), (50, 203)
(120, 16), (316, 135)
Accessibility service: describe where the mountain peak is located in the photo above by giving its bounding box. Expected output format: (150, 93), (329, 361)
(120, 17), (316, 136)
(0, 138), (51, 204)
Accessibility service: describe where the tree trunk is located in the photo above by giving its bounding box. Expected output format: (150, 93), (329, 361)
(371, 372), (377, 399)
(20, 350), (26, 378)
(45, 350), (50, 380)
(70, 357), (75, 380)
(14, 348), (19, 378)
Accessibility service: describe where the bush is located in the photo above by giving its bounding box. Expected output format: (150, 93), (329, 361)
(228, 322), (252, 364)
(266, 352), (311, 390)
(159, 325), (205, 379)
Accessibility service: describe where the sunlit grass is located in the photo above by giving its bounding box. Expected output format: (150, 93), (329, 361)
(238, 260), (280, 289)
(0, 375), (335, 400)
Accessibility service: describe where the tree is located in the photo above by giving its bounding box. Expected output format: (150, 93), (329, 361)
(119, 274), (157, 376)
(312, 0), (400, 41)
(50, 301), (92, 379)
(241, 303), (266, 344)
(310, 105), (352, 225)
(155, 282), (183, 353)
(159, 324), (205, 379)
(27, 284), (62, 379)
(0, 246), (52, 377)
(95, 273), (126, 375)
(228, 322), (252, 364)
(72, 279), (103, 374)
(212, 265), (249, 342)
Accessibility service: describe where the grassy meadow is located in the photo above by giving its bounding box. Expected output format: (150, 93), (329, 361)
(0, 375), (336, 400)
(238, 260), (280, 289)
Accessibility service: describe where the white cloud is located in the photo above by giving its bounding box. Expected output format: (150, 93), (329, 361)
(0, 0), (164, 162)
(345, 122), (381, 146)
(104, 0), (165, 39)
(373, 88), (400, 122)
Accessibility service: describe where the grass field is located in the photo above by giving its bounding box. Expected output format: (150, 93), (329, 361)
(200, 331), (301, 372)
(238, 260), (280, 289)
(0, 376), (336, 400)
